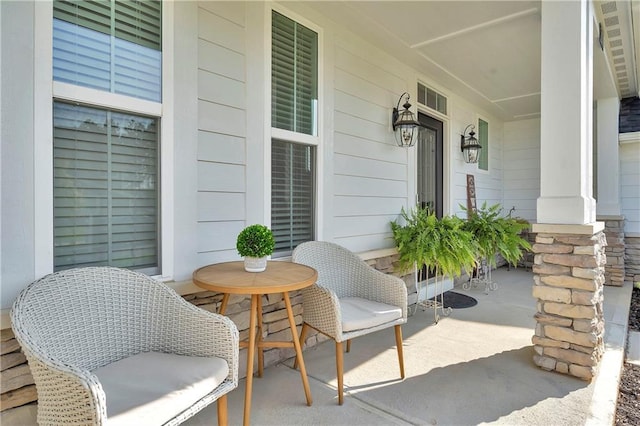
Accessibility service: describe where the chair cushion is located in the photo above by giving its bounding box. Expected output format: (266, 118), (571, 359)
(340, 297), (403, 332)
(93, 351), (228, 426)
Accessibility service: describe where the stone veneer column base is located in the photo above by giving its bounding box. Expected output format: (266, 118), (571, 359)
(530, 223), (607, 381)
(625, 235), (640, 284)
(597, 215), (625, 286)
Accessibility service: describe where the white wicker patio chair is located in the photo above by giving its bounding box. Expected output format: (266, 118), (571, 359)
(10, 267), (239, 426)
(292, 241), (407, 405)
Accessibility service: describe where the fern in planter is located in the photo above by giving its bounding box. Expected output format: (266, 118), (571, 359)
(462, 202), (531, 267)
(390, 206), (477, 278)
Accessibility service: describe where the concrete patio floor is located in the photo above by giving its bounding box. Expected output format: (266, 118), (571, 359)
(185, 267), (633, 426)
(2, 268), (632, 425)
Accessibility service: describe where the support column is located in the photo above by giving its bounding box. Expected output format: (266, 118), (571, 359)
(532, 1), (605, 381)
(531, 224), (606, 380)
(537, 0), (595, 225)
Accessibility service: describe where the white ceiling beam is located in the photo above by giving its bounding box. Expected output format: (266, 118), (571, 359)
(410, 8), (539, 49)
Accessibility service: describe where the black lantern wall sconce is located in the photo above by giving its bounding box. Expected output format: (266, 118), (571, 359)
(460, 124), (482, 164)
(392, 92), (422, 148)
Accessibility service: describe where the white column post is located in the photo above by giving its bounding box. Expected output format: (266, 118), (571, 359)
(532, 1), (606, 381)
(596, 97), (622, 216)
(537, 0), (596, 225)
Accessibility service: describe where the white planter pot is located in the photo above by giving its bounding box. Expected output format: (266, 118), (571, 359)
(244, 256), (267, 272)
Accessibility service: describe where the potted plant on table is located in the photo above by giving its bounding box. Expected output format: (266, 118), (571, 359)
(236, 224), (276, 272)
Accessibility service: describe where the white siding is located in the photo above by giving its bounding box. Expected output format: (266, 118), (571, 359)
(196, 1), (247, 262)
(0, 1), (516, 312)
(620, 141), (640, 235)
(503, 118), (541, 223)
(450, 107), (505, 218)
(0, 0), (37, 309)
(331, 42), (410, 252)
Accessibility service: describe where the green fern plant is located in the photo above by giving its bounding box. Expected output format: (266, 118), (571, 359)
(461, 202), (531, 267)
(390, 206), (477, 278)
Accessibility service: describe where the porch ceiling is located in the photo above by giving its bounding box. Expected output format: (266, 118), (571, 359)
(304, 1), (640, 122)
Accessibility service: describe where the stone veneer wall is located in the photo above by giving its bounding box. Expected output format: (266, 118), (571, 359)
(597, 216), (625, 286)
(626, 236), (640, 284)
(531, 231), (607, 380)
(1, 329), (36, 412)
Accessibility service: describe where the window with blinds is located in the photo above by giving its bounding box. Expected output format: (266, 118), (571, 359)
(53, 0), (162, 102)
(478, 118), (489, 171)
(271, 140), (315, 255)
(270, 10), (318, 256)
(53, 102), (159, 273)
(271, 11), (318, 135)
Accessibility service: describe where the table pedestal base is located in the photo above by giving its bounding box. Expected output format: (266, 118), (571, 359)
(220, 292), (312, 426)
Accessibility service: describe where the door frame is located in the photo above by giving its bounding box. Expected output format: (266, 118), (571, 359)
(415, 109), (450, 217)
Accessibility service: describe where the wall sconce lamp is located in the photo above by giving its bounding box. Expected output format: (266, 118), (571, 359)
(392, 92), (421, 147)
(460, 124), (482, 164)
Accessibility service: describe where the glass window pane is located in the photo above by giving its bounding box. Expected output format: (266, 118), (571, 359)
(478, 118), (489, 171)
(271, 139), (315, 255)
(436, 93), (447, 114)
(53, 0), (162, 102)
(417, 83), (426, 106)
(426, 88), (437, 110)
(53, 101), (159, 272)
(272, 11), (318, 135)
(53, 18), (112, 92)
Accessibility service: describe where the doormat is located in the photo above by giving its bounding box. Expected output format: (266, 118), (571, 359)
(430, 291), (478, 309)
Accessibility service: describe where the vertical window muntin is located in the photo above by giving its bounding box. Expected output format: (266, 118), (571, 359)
(270, 9), (319, 256)
(51, 0), (163, 273)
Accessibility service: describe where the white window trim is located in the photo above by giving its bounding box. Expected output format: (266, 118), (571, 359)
(34, 1), (54, 279)
(266, 4), (324, 243)
(34, 1), (174, 280)
(53, 82), (163, 117)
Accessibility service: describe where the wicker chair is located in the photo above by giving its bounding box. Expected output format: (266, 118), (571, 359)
(10, 267), (239, 426)
(292, 241), (407, 405)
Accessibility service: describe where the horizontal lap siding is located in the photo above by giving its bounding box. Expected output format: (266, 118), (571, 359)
(620, 142), (640, 234)
(197, 2), (247, 261)
(332, 44), (408, 251)
(503, 118), (541, 223)
(464, 121), (504, 213)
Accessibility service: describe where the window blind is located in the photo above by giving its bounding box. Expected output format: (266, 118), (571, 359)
(478, 119), (489, 171)
(53, 102), (159, 272)
(53, 0), (162, 102)
(271, 140), (315, 255)
(271, 11), (318, 135)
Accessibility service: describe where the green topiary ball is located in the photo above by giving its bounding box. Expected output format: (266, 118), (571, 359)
(236, 224), (275, 258)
